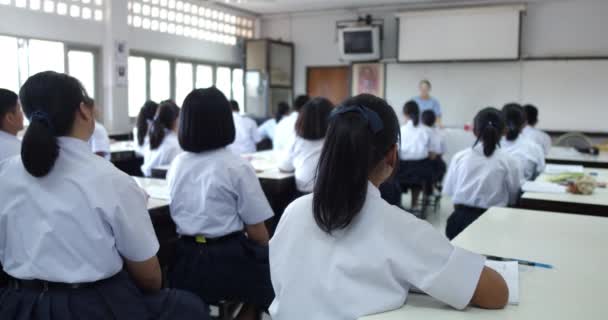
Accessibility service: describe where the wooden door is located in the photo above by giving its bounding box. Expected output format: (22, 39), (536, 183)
(306, 66), (350, 105)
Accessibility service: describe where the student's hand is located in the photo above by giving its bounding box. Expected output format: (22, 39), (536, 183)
(245, 222), (270, 246)
(124, 256), (163, 293)
(470, 266), (509, 309)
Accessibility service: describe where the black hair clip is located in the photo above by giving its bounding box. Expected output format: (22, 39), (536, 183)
(31, 110), (54, 133)
(330, 105), (384, 134)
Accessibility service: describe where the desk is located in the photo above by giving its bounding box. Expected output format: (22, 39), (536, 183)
(546, 146), (608, 168)
(111, 141), (143, 176)
(361, 207), (608, 320)
(520, 168), (608, 216)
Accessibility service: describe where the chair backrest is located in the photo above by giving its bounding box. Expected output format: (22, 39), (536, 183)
(555, 132), (593, 149)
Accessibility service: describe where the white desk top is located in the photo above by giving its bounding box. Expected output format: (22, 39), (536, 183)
(521, 168), (608, 206)
(360, 207), (608, 320)
(110, 140), (136, 154)
(547, 146), (608, 164)
(132, 177), (169, 210)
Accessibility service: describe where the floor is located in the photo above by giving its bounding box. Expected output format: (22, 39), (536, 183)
(400, 192), (454, 233)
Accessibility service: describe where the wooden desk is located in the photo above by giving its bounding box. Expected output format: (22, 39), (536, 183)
(360, 207), (608, 320)
(520, 168), (608, 216)
(546, 146), (608, 168)
(111, 141), (143, 176)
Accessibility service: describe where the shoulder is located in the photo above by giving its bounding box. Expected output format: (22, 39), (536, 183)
(495, 148), (520, 168)
(452, 148), (471, 162)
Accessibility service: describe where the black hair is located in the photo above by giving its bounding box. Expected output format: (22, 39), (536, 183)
(420, 79), (432, 88)
(0, 88), (19, 130)
(149, 100), (179, 150)
(178, 87), (236, 153)
(293, 95), (310, 112)
(473, 107), (505, 157)
(502, 103), (525, 141)
(136, 100), (159, 146)
(19, 71), (88, 177)
(275, 101), (290, 123)
(83, 96), (95, 107)
(295, 97), (334, 140)
(230, 100), (239, 112)
(421, 110), (436, 127)
(523, 104), (539, 126)
(403, 100), (420, 126)
(313, 94), (400, 234)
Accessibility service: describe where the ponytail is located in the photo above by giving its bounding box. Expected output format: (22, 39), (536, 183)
(313, 95), (399, 234)
(149, 100), (179, 150)
(136, 101), (159, 146)
(19, 71), (86, 177)
(502, 103), (525, 142)
(473, 107), (505, 158)
(403, 100), (420, 126)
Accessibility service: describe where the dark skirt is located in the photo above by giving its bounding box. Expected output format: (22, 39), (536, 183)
(397, 159), (435, 188)
(446, 205), (488, 240)
(429, 156), (447, 184)
(169, 233), (274, 309)
(379, 177), (403, 206)
(0, 271), (209, 320)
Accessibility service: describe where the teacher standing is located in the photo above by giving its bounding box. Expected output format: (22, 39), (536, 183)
(413, 80), (442, 126)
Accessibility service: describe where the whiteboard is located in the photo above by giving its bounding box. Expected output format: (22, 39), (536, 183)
(386, 60), (608, 132)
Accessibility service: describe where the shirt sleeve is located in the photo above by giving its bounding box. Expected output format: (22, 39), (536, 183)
(251, 120), (263, 143)
(108, 176), (160, 262)
(384, 213), (485, 310)
(433, 99), (442, 117)
(278, 142), (296, 172)
(232, 163), (274, 225)
(442, 154), (459, 197)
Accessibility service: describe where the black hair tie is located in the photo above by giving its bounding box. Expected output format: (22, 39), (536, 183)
(330, 105), (384, 134)
(31, 110), (54, 133)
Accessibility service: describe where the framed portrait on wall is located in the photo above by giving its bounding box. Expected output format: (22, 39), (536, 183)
(351, 63), (385, 98)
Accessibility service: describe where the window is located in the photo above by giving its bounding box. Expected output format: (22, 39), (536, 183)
(175, 62), (193, 105)
(1, 0), (105, 21)
(67, 50), (96, 98)
(128, 56), (147, 117)
(127, 0), (254, 46)
(0, 36), (20, 93)
(232, 68), (244, 110)
(150, 58), (171, 102)
(216, 66), (231, 100)
(28, 39), (65, 75)
(195, 64), (213, 89)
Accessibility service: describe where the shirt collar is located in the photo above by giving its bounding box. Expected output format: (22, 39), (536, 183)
(367, 181), (381, 199)
(58, 136), (91, 153)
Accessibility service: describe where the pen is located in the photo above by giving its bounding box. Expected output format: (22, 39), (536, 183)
(486, 255), (554, 269)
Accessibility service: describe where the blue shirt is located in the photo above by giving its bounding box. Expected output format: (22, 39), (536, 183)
(413, 96), (442, 117)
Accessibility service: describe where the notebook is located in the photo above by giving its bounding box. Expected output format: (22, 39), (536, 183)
(522, 181), (567, 194)
(544, 164), (584, 175)
(145, 185), (170, 200)
(485, 260), (520, 305)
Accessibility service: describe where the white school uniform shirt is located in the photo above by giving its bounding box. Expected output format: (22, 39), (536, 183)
(168, 148), (274, 238)
(0, 137), (159, 283)
(258, 118), (277, 141)
(269, 182), (486, 320)
(399, 120), (432, 160)
(427, 126), (446, 155)
(278, 137), (324, 193)
(140, 131), (181, 177)
(89, 121), (111, 160)
(443, 144), (522, 208)
(521, 125), (552, 155)
(501, 136), (545, 181)
(229, 113), (262, 155)
(0, 130), (20, 162)
(273, 112), (298, 151)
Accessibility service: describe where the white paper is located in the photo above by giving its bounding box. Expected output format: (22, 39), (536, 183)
(485, 260), (519, 305)
(544, 164), (584, 175)
(522, 181), (567, 194)
(145, 185), (170, 200)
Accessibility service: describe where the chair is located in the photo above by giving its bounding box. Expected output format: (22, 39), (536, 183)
(555, 132), (593, 149)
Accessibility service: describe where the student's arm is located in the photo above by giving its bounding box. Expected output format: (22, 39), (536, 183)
(245, 222), (270, 246)
(470, 266), (509, 309)
(124, 256), (162, 293)
(278, 143), (296, 173)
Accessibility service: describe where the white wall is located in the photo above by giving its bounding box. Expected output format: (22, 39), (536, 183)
(261, 0), (608, 126)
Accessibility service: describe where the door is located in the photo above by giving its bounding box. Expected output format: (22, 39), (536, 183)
(306, 66), (350, 105)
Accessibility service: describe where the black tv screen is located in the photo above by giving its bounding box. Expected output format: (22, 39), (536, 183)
(343, 30), (373, 54)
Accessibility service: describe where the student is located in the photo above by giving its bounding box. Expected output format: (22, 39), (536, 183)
(397, 100), (434, 212)
(84, 97), (111, 160)
(141, 100), (181, 176)
(279, 97), (333, 194)
(274, 95), (310, 151)
(228, 100), (262, 154)
(443, 107), (522, 240)
(0, 71), (208, 319)
(501, 103), (545, 181)
(0, 88), (23, 161)
(258, 101), (290, 143)
(422, 110), (447, 187)
(168, 87), (275, 320)
(269, 94), (508, 320)
(134, 100), (159, 156)
(522, 104), (552, 155)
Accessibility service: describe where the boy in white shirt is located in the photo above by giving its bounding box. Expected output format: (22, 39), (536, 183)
(0, 89), (24, 161)
(228, 100), (262, 154)
(522, 104), (552, 155)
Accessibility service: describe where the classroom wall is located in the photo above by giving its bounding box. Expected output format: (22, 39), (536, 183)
(261, 0), (608, 127)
